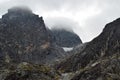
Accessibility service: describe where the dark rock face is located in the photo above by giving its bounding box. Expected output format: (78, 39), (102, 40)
(58, 18), (120, 80)
(50, 29), (82, 47)
(0, 7), (65, 65)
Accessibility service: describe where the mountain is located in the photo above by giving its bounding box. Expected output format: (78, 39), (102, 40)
(0, 7), (67, 66)
(0, 6), (120, 80)
(50, 28), (82, 47)
(57, 18), (120, 80)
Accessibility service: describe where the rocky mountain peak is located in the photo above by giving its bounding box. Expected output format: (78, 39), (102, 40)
(0, 7), (66, 66)
(2, 7), (43, 25)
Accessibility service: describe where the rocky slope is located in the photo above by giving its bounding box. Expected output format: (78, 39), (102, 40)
(0, 62), (61, 80)
(50, 29), (82, 47)
(0, 7), (67, 66)
(58, 18), (120, 80)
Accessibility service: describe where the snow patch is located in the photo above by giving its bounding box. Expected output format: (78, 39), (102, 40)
(62, 47), (73, 52)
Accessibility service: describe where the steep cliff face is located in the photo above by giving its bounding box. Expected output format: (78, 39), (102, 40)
(50, 29), (82, 47)
(0, 7), (66, 66)
(58, 18), (120, 80)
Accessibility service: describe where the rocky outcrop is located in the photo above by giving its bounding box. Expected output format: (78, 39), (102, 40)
(57, 18), (120, 80)
(0, 62), (60, 80)
(0, 7), (66, 66)
(50, 29), (82, 47)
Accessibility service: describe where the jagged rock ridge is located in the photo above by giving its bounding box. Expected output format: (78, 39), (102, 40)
(58, 18), (120, 80)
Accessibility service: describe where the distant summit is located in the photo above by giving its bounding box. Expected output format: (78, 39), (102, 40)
(50, 28), (82, 47)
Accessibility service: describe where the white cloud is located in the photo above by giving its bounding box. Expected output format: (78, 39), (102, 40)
(0, 0), (10, 3)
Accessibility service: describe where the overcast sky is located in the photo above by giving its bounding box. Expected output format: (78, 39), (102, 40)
(0, 0), (120, 42)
